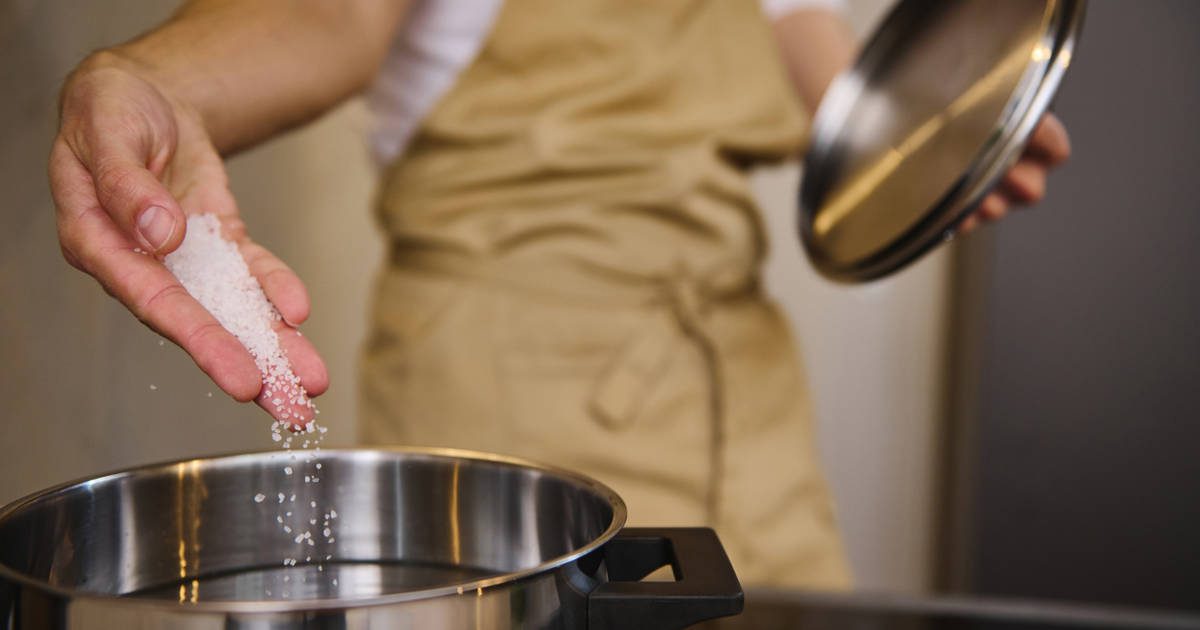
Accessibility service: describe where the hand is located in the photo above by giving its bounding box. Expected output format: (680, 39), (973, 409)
(49, 54), (328, 424)
(959, 112), (1072, 233)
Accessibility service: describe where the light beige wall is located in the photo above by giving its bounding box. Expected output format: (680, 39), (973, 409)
(0, 0), (943, 594)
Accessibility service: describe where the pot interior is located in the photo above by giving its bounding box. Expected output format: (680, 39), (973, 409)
(0, 449), (623, 603)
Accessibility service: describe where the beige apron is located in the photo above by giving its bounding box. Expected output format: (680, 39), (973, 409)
(362, 0), (851, 589)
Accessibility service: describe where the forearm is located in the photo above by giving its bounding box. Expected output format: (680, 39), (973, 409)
(771, 8), (857, 115)
(78, 0), (411, 153)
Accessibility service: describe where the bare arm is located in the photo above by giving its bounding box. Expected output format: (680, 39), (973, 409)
(51, 0), (411, 423)
(770, 7), (1071, 231)
(81, 0), (412, 154)
(771, 8), (858, 115)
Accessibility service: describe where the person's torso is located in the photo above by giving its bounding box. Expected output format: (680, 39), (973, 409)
(373, 0), (810, 290)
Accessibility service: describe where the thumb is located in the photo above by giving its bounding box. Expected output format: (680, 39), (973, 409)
(90, 150), (187, 255)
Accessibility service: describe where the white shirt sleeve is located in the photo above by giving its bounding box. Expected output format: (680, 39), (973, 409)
(759, 0), (847, 20)
(366, 0), (505, 166)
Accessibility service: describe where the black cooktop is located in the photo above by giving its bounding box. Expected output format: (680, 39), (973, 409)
(698, 590), (1200, 630)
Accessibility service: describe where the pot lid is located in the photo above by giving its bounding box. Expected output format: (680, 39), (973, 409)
(798, 0), (1086, 282)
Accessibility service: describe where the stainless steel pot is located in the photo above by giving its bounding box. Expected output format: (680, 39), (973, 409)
(0, 448), (742, 629)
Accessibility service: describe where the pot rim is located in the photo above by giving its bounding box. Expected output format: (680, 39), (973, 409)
(0, 446), (629, 615)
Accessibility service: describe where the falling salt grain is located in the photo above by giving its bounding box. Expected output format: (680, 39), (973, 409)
(149, 384), (157, 391)
(163, 215), (316, 423)
(253, 493), (266, 503)
(160, 215), (342, 580)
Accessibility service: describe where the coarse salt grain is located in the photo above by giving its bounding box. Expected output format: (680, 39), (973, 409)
(162, 214), (340, 594)
(163, 214), (316, 427)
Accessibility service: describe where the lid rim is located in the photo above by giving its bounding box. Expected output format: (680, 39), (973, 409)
(800, 0), (1088, 283)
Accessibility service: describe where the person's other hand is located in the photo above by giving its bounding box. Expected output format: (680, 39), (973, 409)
(958, 112), (1072, 233)
(49, 54), (328, 424)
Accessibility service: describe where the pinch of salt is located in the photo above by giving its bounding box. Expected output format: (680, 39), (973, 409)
(162, 214), (316, 421)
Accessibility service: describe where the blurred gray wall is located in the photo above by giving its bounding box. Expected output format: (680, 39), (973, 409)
(0, 0), (950, 593)
(949, 0), (1200, 610)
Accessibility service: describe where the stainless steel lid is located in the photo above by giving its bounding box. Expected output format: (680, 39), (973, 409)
(799, 0), (1086, 282)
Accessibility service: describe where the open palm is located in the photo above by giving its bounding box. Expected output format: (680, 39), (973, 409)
(50, 63), (327, 424)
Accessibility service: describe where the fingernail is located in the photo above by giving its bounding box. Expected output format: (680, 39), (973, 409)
(137, 206), (176, 252)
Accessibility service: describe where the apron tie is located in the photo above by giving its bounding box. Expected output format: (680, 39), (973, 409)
(587, 269), (716, 430)
(586, 268), (732, 521)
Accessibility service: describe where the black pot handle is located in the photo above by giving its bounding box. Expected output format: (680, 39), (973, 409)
(587, 527), (743, 630)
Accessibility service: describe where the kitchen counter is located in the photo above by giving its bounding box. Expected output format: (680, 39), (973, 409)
(697, 589), (1200, 630)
